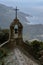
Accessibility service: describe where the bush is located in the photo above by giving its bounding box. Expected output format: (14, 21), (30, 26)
(0, 48), (7, 58)
(31, 40), (40, 59)
(0, 29), (9, 44)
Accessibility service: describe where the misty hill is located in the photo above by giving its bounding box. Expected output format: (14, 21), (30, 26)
(0, 4), (30, 28)
(0, 4), (43, 41)
(23, 24), (43, 41)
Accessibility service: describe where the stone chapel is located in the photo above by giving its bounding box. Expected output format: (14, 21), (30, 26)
(9, 7), (23, 47)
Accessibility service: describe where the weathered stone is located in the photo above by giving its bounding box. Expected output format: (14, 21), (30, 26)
(9, 18), (23, 47)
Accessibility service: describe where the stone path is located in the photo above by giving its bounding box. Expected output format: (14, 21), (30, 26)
(3, 48), (39, 65)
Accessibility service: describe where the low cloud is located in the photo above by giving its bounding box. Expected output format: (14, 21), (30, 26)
(37, 35), (43, 37)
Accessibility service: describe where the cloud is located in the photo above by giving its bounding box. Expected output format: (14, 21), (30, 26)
(0, 0), (43, 6)
(37, 35), (43, 37)
(0, 0), (43, 8)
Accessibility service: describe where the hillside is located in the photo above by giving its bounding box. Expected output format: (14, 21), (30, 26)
(0, 4), (29, 28)
(23, 24), (43, 41)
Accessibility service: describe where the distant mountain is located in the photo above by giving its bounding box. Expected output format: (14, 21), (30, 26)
(0, 4), (30, 28)
(0, 4), (43, 41)
(23, 24), (43, 41)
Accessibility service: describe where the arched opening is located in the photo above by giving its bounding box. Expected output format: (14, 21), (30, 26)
(14, 25), (18, 38)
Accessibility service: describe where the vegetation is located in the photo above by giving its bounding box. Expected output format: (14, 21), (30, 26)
(0, 29), (9, 44)
(25, 40), (43, 61)
(0, 48), (7, 58)
(31, 40), (40, 59)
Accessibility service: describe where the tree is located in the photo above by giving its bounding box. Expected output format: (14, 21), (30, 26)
(31, 40), (40, 59)
(0, 29), (9, 44)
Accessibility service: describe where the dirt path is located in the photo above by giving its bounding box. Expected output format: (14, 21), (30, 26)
(4, 48), (39, 65)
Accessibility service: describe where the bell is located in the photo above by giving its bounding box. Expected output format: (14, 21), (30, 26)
(15, 28), (18, 34)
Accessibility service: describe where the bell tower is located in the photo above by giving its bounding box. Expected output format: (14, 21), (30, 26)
(9, 7), (23, 46)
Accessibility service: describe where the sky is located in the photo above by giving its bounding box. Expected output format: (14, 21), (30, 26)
(0, 0), (43, 24)
(0, 0), (43, 7)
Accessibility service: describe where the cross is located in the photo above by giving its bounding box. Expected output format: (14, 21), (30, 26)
(14, 7), (19, 19)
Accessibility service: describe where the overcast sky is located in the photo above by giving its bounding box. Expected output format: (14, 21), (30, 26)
(0, 0), (43, 12)
(0, 0), (43, 24)
(0, 0), (43, 7)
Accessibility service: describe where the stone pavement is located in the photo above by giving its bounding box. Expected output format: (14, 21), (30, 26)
(3, 48), (39, 65)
